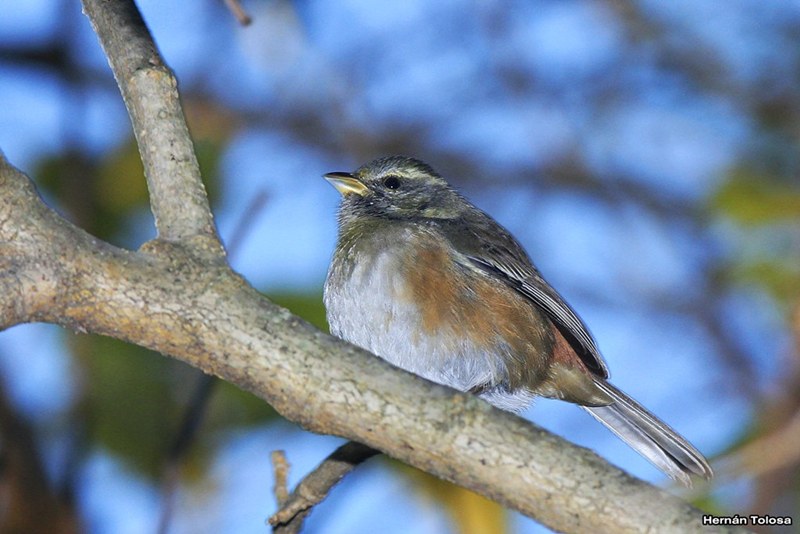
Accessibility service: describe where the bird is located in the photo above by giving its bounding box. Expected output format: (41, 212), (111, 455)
(322, 155), (712, 486)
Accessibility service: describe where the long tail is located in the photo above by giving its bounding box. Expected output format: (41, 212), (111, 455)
(582, 380), (713, 486)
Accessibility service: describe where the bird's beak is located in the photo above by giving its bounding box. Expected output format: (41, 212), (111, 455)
(324, 172), (369, 197)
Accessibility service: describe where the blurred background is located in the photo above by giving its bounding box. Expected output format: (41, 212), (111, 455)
(1, 0), (799, 532)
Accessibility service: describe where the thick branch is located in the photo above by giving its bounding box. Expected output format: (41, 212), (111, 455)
(80, 0), (221, 246)
(0, 155), (740, 533)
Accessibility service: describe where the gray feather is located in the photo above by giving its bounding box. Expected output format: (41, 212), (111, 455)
(583, 380), (713, 485)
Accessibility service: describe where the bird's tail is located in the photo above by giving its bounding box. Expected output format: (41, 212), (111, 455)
(582, 380), (713, 486)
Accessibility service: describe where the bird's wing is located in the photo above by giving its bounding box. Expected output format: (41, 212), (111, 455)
(435, 215), (609, 378)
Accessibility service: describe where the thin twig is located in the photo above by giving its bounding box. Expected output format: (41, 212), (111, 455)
(223, 0), (252, 26)
(734, 407), (800, 478)
(271, 450), (290, 507)
(225, 190), (269, 257)
(269, 441), (379, 533)
(157, 375), (217, 534)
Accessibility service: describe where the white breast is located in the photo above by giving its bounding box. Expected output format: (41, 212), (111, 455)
(324, 229), (534, 412)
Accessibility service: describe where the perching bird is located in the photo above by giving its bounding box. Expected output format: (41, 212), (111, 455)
(323, 155), (712, 485)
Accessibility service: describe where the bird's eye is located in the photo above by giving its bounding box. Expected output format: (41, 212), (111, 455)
(382, 176), (401, 190)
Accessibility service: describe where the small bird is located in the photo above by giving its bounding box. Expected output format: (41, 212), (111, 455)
(323, 155), (712, 485)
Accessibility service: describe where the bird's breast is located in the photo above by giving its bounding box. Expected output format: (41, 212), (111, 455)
(324, 226), (555, 410)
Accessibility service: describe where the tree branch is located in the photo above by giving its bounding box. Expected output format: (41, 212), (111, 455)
(271, 450), (290, 508)
(269, 441), (379, 533)
(81, 0), (221, 247)
(223, 0), (253, 26)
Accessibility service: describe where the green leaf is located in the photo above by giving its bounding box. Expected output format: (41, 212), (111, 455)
(729, 260), (800, 307)
(711, 170), (800, 225)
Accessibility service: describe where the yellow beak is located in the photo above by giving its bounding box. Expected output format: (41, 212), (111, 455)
(324, 172), (369, 197)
